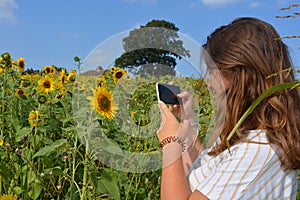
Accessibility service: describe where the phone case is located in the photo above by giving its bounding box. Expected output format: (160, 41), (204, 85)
(156, 83), (182, 104)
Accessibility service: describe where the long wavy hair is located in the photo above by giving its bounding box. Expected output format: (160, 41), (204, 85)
(203, 17), (300, 170)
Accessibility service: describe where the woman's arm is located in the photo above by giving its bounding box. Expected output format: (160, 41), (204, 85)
(168, 91), (203, 175)
(157, 101), (208, 200)
(182, 136), (203, 175)
(161, 142), (191, 200)
(160, 133), (208, 200)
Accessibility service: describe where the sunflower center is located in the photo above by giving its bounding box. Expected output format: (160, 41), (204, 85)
(115, 72), (123, 79)
(98, 96), (111, 111)
(55, 94), (63, 99)
(19, 61), (25, 69)
(17, 90), (24, 95)
(43, 81), (51, 88)
(38, 96), (46, 103)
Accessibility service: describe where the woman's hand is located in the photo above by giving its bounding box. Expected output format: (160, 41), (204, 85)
(156, 100), (197, 144)
(170, 91), (198, 146)
(157, 95), (202, 172)
(177, 91), (196, 123)
(156, 101), (180, 142)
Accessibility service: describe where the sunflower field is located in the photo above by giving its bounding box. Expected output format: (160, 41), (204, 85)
(0, 52), (299, 200)
(0, 52), (214, 200)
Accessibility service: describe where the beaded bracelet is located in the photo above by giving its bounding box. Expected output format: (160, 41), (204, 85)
(160, 136), (187, 152)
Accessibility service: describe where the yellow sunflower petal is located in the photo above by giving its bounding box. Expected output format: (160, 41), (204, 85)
(89, 86), (118, 119)
(38, 76), (56, 94)
(16, 57), (25, 72)
(0, 194), (18, 200)
(28, 110), (43, 126)
(113, 68), (126, 83)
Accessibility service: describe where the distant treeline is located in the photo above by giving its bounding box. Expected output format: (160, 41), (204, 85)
(24, 66), (67, 74)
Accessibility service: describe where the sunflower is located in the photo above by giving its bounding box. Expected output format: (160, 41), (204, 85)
(110, 66), (115, 71)
(55, 93), (65, 100)
(8, 58), (14, 70)
(0, 194), (17, 200)
(38, 76), (56, 94)
(20, 79), (31, 88)
(67, 70), (76, 82)
(38, 95), (47, 104)
(112, 68), (126, 83)
(59, 69), (67, 85)
(15, 89), (26, 99)
(97, 75), (107, 87)
(0, 138), (3, 146)
(28, 110), (43, 126)
(88, 86), (118, 120)
(0, 67), (3, 74)
(42, 65), (56, 75)
(16, 57), (25, 72)
(2, 53), (9, 59)
(1, 53), (13, 70)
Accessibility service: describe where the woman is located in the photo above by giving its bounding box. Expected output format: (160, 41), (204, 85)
(157, 17), (300, 199)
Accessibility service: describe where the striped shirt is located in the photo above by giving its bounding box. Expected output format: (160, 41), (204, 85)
(188, 130), (298, 200)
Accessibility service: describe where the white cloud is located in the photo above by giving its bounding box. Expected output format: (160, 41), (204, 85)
(189, 2), (200, 7)
(0, 0), (19, 24)
(249, 2), (261, 8)
(201, 0), (241, 6)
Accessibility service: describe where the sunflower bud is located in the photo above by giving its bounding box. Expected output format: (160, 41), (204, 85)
(74, 56), (80, 62)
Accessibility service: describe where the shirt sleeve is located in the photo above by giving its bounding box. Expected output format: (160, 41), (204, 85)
(189, 140), (273, 200)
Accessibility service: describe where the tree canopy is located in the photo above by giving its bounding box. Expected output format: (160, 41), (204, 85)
(115, 19), (190, 77)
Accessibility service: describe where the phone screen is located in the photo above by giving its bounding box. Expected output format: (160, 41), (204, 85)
(156, 83), (182, 104)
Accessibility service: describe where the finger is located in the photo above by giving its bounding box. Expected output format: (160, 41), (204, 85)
(158, 101), (165, 115)
(177, 119), (191, 140)
(157, 102), (166, 135)
(173, 104), (180, 110)
(177, 91), (190, 99)
(159, 101), (174, 118)
(170, 104), (180, 113)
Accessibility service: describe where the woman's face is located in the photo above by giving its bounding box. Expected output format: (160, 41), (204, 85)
(207, 68), (229, 99)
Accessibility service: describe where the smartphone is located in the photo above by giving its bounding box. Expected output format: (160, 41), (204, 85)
(156, 83), (182, 104)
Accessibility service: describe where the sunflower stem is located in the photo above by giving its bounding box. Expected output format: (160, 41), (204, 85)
(70, 133), (78, 200)
(81, 110), (93, 200)
(1, 72), (6, 139)
(81, 137), (90, 200)
(0, 72), (8, 194)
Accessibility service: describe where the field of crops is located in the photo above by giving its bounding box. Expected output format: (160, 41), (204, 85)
(0, 52), (299, 200)
(0, 52), (214, 200)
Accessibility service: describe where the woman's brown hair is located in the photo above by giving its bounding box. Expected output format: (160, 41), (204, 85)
(203, 17), (300, 169)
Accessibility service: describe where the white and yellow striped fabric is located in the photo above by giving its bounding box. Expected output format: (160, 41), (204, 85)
(188, 130), (298, 200)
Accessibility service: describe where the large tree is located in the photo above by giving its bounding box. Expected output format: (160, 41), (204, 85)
(115, 19), (190, 77)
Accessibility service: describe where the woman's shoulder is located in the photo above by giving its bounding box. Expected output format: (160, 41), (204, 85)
(192, 130), (272, 169)
(213, 130), (271, 161)
(189, 130), (297, 199)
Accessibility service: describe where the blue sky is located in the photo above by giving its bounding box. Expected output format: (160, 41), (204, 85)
(0, 0), (299, 76)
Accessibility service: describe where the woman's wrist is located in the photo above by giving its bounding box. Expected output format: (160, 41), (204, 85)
(161, 141), (183, 167)
(160, 135), (187, 153)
